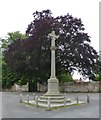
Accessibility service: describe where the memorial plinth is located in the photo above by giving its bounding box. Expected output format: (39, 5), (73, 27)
(46, 78), (60, 95)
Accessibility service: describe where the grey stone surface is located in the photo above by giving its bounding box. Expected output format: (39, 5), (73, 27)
(2, 92), (100, 118)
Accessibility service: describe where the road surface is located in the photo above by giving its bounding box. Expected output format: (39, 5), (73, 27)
(1, 92), (100, 118)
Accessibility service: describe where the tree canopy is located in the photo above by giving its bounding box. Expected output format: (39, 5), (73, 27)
(1, 31), (27, 51)
(1, 31), (28, 88)
(4, 10), (100, 91)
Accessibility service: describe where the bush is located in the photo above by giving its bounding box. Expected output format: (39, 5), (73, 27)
(95, 72), (101, 81)
(2, 63), (20, 88)
(58, 71), (73, 83)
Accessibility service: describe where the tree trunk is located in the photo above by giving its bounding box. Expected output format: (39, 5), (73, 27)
(28, 78), (37, 92)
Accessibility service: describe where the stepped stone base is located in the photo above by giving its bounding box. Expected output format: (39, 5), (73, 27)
(23, 100), (85, 108)
(38, 77), (71, 105)
(23, 93), (85, 108)
(38, 93), (71, 105)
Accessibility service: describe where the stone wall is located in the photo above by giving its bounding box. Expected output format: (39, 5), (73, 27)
(38, 82), (101, 92)
(37, 83), (47, 92)
(2, 82), (101, 92)
(10, 83), (28, 92)
(3, 83), (28, 92)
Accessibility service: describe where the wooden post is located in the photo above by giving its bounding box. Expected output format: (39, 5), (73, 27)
(64, 96), (66, 106)
(27, 94), (29, 104)
(64, 93), (67, 96)
(87, 94), (90, 103)
(47, 97), (51, 110)
(35, 96), (38, 107)
(33, 93), (35, 100)
(76, 96), (79, 103)
(20, 94), (22, 103)
(47, 97), (51, 109)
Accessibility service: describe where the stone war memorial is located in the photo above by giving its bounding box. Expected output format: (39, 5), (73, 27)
(23, 31), (85, 109)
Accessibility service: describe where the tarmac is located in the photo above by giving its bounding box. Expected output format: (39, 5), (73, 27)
(1, 92), (100, 118)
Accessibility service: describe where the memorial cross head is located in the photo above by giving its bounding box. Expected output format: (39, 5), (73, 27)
(48, 31), (59, 46)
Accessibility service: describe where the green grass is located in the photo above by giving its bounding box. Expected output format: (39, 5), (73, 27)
(46, 103), (83, 111)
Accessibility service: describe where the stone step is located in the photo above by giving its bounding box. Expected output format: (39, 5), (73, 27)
(38, 98), (71, 104)
(40, 96), (65, 100)
(44, 93), (64, 96)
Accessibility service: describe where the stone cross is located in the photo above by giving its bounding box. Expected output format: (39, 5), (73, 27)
(48, 31), (59, 47)
(48, 31), (59, 78)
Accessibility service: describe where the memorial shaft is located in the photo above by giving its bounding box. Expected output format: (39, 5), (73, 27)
(51, 43), (56, 78)
(45, 31), (60, 95)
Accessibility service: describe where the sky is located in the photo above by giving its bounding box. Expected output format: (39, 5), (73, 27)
(0, 0), (100, 79)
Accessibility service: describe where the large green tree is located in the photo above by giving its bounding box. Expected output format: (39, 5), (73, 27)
(1, 31), (27, 89)
(1, 31), (27, 51)
(4, 10), (100, 91)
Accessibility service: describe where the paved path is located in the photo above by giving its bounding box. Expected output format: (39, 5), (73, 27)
(1, 92), (100, 118)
